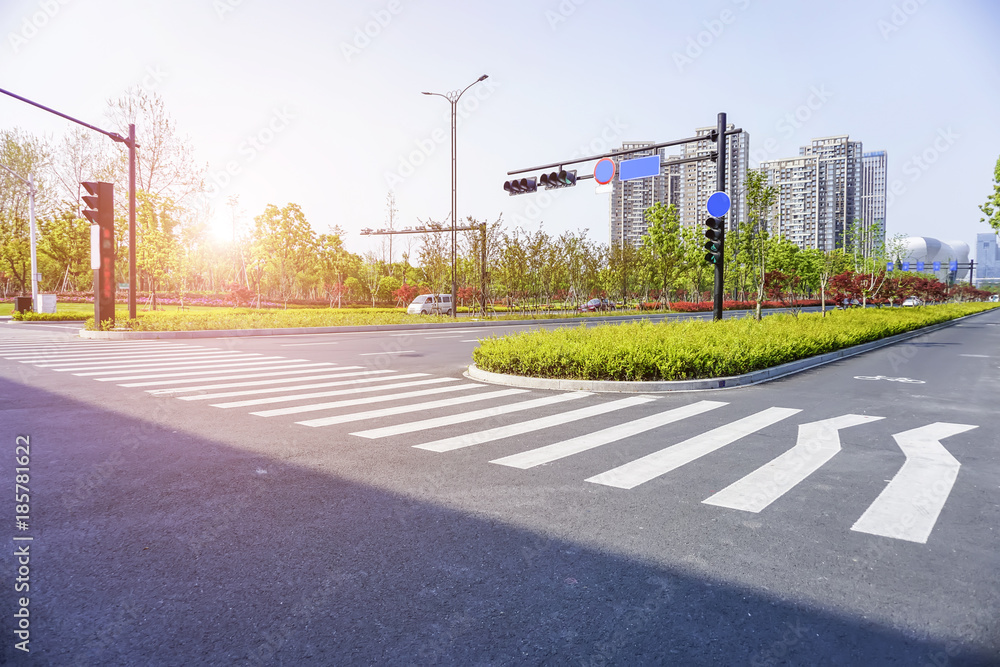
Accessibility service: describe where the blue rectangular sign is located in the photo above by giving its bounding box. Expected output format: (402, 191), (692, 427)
(886, 262), (894, 272)
(917, 261), (925, 271)
(619, 155), (661, 182)
(949, 260), (958, 271)
(901, 261), (910, 271)
(933, 261), (941, 271)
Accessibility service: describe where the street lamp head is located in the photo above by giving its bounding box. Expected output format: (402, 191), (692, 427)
(478, 74), (488, 81)
(421, 92), (432, 95)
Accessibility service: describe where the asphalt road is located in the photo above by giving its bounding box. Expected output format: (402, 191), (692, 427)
(1, 311), (998, 665)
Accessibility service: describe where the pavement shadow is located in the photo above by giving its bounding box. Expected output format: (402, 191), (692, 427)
(1, 377), (996, 666)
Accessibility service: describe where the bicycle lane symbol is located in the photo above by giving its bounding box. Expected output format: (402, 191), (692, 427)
(853, 375), (926, 384)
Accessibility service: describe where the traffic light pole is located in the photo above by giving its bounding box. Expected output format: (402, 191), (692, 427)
(713, 112), (727, 322)
(0, 87), (138, 321)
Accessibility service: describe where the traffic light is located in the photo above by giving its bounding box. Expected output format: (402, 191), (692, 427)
(539, 169), (577, 189)
(82, 181), (115, 327)
(503, 177), (537, 195)
(704, 216), (724, 264)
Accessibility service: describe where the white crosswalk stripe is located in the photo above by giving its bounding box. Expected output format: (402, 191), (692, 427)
(211, 377), (459, 408)
(414, 395), (658, 453)
(50, 353), (268, 372)
(251, 383), (488, 418)
(93, 361), (331, 382)
(490, 400), (728, 469)
(121, 365), (341, 387)
(168, 370), (414, 398)
(586, 407), (802, 489)
(296, 389), (530, 428)
(351, 391), (592, 439)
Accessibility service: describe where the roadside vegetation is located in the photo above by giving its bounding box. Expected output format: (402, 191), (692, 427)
(472, 303), (998, 382)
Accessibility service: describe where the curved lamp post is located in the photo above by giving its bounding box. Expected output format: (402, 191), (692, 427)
(422, 74), (488, 318)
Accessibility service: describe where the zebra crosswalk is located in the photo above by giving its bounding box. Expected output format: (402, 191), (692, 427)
(0, 337), (979, 545)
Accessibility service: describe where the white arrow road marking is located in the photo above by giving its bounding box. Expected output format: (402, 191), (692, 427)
(586, 407), (802, 490)
(703, 414), (884, 512)
(491, 400), (727, 469)
(851, 422), (977, 544)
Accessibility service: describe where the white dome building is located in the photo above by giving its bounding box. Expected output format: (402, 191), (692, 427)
(899, 237), (970, 281)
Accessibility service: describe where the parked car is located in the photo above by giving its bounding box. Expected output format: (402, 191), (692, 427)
(578, 298), (615, 312)
(990, 294), (999, 303)
(407, 294), (453, 316)
(901, 297), (923, 307)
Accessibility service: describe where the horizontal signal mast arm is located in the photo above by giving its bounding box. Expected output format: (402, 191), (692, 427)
(507, 128), (742, 176)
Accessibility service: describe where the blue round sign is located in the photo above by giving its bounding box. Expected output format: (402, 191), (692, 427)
(706, 191), (731, 217)
(594, 158), (616, 185)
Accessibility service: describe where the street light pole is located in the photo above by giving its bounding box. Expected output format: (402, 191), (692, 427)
(1, 164), (38, 312)
(422, 74), (488, 319)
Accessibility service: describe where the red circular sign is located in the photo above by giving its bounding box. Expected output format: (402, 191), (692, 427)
(594, 158), (616, 185)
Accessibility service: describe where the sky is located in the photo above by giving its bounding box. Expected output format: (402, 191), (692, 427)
(1, 0), (999, 259)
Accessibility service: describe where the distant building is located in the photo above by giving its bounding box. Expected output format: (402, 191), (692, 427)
(899, 237), (970, 282)
(761, 135), (876, 253)
(861, 150), (888, 254)
(976, 232), (1000, 283)
(608, 126), (749, 245)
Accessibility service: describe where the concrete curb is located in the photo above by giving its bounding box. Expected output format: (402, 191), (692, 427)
(465, 309), (993, 393)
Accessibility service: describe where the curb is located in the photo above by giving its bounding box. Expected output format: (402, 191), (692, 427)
(465, 309), (994, 393)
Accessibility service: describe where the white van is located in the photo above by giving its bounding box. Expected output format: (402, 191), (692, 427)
(407, 294), (453, 316)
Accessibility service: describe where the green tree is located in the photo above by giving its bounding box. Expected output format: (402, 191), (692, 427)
(643, 202), (684, 308)
(251, 203), (317, 308)
(744, 169), (778, 319)
(980, 154), (1000, 234)
(38, 212), (91, 291)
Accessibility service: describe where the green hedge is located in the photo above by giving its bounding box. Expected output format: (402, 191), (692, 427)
(84, 307), (441, 331)
(12, 311), (89, 322)
(472, 303), (998, 381)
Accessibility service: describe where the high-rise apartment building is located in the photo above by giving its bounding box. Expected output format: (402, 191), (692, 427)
(861, 150), (888, 254)
(976, 232), (1000, 282)
(608, 127), (748, 245)
(761, 135), (866, 252)
(678, 125), (749, 232)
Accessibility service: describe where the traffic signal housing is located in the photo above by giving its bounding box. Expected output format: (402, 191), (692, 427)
(704, 216), (724, 265)
(539, 169), (577, 189)
(82, 181), (115, 327)
(503, 177), (537, 195)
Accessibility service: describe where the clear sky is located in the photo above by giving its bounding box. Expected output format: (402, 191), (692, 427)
(2, 0), (998, 257)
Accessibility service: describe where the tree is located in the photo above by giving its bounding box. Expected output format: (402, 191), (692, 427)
(316, 228), (348, 307)
(250, 203), (316, 308)
(980, 154), (1000, 234)
(135, 191), (183, 308)
(359, 251), (384, 307)
(744, 169), (778, 320)
(37, 211), (91, 291)
(0, 129), (50, 294)
(643, 203), (684, 308)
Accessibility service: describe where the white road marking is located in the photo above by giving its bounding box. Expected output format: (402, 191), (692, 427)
(359, 350), (415, 356)
(94, 362), (332, 382)
(703, 414), (884, 512)
(166, 371), (411, 398)
(851, 422), (977, 544)
(586, 407), (802, 490)
(117, 364), (340, 387)
(959, 354), (990, 358)
(20, 349), (234, 365)
(75, 357), (297, 377)
(210, 377), (458, 408)
(297, 389), (528, 427)
(425, 335), (461, 339)
(279, 341), (341, 346)
(47, 353), (263, 371)
(351, 392), (591, 439)
(491, 400), (728, 469)
(251, 383), (486, 417)
(415, 395), (657, 453)
(461, 339), (481, 343)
